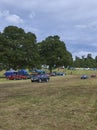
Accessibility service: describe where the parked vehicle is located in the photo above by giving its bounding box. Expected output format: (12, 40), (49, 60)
(18, 69), (31, 78)
(91, 74), (96, 78)
(4, 69), (31, 79)
(50, 72), (56, 76)
(80, 75), (88, 79)
(50, 71), (65, 76)
(31, 69), (45, 75)
(31, 74), (50, 82)
(56, 72), (65, 76)
(7, 75), (27, 80)
(4, 69), (17, 77)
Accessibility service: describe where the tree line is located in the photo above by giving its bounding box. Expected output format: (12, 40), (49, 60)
(0, 26), (73, 72)
(0, 26), (97, 71)
(74, 54), (97, 68)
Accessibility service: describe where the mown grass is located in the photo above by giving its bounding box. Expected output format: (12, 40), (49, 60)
(0, 74), (97, 130)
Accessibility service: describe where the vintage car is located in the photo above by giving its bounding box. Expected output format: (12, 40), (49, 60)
(80, 75), (88, 79)
(31, 74), (50, 82)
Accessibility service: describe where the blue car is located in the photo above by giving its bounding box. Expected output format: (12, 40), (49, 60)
(56, 72), (65, 76)
(31, 74), (50, 82)
(81, 75), (88, 79)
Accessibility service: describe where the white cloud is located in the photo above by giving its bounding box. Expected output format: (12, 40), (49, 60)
(0, 10), (23, 24)
(5, 14), (23, 24)
(0, 0), (97, 58)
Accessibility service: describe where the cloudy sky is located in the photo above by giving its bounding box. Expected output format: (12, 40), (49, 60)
(0, 0), (97, 59)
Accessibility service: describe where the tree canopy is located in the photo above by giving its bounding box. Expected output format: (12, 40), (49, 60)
(38, 35), (73, 72)
(73, 54), (97, 68)
(1, 25), (96, 71)
(0, 26), (40, 69)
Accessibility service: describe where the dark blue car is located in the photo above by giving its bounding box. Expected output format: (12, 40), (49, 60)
(81, 75), (88, 79)
(31, 74), (50, 82)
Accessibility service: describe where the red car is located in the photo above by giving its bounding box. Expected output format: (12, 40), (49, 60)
(91, 74), (96, 78)
(7, 75), (27, 80)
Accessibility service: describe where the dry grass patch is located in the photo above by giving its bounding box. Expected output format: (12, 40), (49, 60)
(0, 75), (97, 130)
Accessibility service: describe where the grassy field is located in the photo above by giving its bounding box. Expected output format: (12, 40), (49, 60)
(0, 71), (97, 130)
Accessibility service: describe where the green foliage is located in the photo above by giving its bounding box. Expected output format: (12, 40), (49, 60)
(38, 35), (73, 72)
(0, 26), (40, 69)
(74, 54), (97, 68)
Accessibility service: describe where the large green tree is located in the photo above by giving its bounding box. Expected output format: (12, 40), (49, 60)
(38, 35), (73, 72)
(0, 26), (40, 69)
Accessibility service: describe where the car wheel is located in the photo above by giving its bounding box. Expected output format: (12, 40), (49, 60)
(38, 79), (42, 82)
(46, 78), (49, 82)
